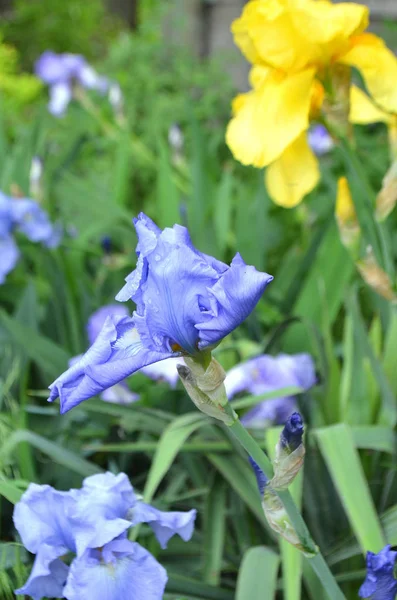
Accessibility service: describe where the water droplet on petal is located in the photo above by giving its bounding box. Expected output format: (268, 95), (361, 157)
(154, 254), (161, 262)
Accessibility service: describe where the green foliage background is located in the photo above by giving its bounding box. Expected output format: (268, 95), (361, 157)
(0, 1), (396, 599)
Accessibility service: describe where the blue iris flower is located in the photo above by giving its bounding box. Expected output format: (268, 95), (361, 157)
(225, 353), (316, 427)
(49, 213), (273, 413)
(0, 191), (61, 284)
(14, 471), (196, 600)
(35, 51), (109, 117)
(359, 545), (397, 600)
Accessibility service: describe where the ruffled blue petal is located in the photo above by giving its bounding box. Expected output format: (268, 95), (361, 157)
(63, 540), (167, 600)
(48, 316), (173, 413)
(69, 472), (136, 556)
(15, 544), (69, 600)
(130, 503), (196, 549)
(359, 546), (397, 600)
(0, 235), (20, 284)
(196, 253), (273, 349)
(13, 483), (77, 554)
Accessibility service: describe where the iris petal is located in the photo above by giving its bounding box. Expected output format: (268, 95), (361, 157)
(131, 503), (196, 549)
(15, 544), (69, 600)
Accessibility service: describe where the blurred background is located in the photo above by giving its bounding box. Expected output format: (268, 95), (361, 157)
(1, 1), (397, 599)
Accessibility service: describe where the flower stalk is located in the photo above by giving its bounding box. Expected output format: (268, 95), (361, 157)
(222, 403), (346, 600)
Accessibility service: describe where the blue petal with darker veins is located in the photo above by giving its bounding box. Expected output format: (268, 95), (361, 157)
(63, 539), (167, 600)
(86, 304), (130, 346)
(48, 315), (173, 413)
(196, 253), (273, 349)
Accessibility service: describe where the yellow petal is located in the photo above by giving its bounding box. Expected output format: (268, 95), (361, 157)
(226, 68), (315, 168)
(336, 176), (356, 224)
(265, 133), (320, 208)
(291, 1), (368, 59)
(349, 85), (391, 125)
(340, 33), (397, 114)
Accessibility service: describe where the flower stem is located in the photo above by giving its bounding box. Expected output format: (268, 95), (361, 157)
(223, 404), (346, 600)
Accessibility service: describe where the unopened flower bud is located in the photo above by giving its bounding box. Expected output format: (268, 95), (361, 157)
(177, 357), (236, 425)
(272, 412), (305, 491)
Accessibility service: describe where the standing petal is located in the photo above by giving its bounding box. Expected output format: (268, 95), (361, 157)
(63, 541), (167, 600)
(196, 253), (273, 349)
(266, 133), (320, 207)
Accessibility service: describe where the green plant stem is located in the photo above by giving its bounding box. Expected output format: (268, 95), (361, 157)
(223, 404), (346, 600)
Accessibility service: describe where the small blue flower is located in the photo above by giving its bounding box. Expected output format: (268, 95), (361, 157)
(307, 124), (334, 156)
(359, 545), (397, 600)
(35, 51), (109, 117)
(49, 213), (273, 413)
(14, 471), (196, 600)
(225, 353), (316, 427)
(0, 191), (62, 284)
(279, 412), (304, 453)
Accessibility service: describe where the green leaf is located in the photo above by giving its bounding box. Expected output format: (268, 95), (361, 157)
(143, 412), (209, 502)
(214, 168), (233, 254)
(203, 475), (227, 585)
(0, 430), (101, 477)
(315, 424), (386, 553)
(166, 573), (234, 600)
(351, 426), (395, 453)
(156, 141), (180, 228)
(0, 309), (69, 377)
(0, 479), (24, 504)
(236, 546), (280, 600)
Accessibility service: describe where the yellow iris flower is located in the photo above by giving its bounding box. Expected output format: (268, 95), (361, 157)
(226, 0), (397, 208)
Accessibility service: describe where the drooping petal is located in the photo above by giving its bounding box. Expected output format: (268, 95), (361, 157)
(13, 483), (77, 554)
(69, 472), (135, 556)
(226, 68), (315, 168)
(63, 541), (167, 600)
(0, 235), (20, 284)
(340, 33), (397, 114)
(265, 133), (320, 207)
(349, 85), (391, 125)
(48, 316), (174, 413)
(48, 81), (72, 117)
(130, 503), (196, 549)
(196, 253), (273, 349)
(15, 544), (69, 600)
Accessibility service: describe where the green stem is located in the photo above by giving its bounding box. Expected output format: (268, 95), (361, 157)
(223, 404), (346, 600)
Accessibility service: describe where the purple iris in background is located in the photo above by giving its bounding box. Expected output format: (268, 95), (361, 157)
(49, 213), (273, 413)
(225, 353), (316, 427)
(307, 124), (334, 156)
(359, 545), (397, 600)
(0, 191), (61, 284)
(35, 51), (109, 117)
(14, 471), (196, 600)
